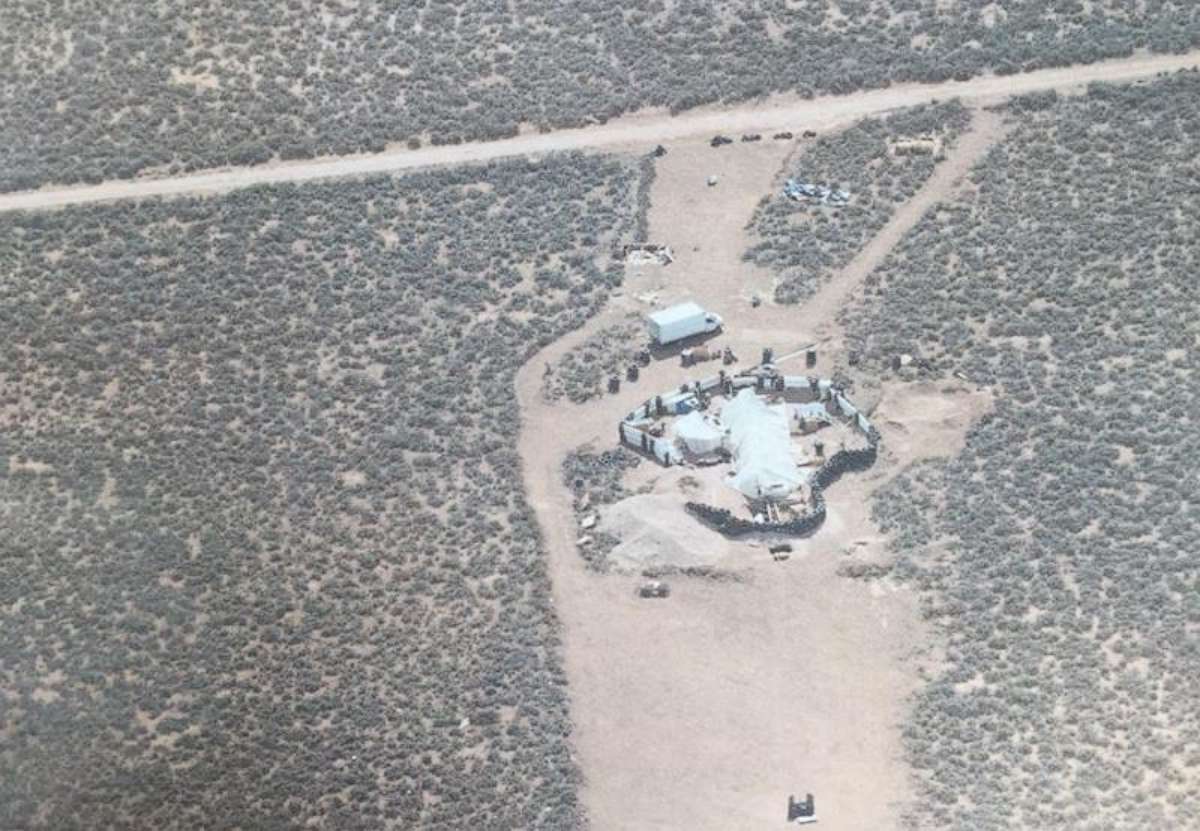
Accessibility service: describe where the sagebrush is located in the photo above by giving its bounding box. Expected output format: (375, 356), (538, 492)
(0, 154), (642, 829)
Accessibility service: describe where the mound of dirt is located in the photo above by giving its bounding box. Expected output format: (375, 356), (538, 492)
(597, 493), (728, 572)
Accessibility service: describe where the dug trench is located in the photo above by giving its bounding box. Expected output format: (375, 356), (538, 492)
(514, 110), (998, 829)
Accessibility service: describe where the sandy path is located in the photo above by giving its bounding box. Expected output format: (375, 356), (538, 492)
(3, 49), (1198, 213)
(516, 111), (1003, 829)
(803, 108), (1009, 342)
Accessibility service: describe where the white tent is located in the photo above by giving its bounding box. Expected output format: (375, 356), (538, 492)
(720, 388), (804, 500)
(674, 411), (724, 456)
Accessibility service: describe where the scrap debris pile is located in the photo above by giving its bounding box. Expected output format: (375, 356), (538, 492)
(623, 243), (674, 266)
(563, 447), (642, 569)
(564, 448), (641, 510)
(783, 178), (850, 205)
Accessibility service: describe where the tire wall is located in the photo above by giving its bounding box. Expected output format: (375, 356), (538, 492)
(686, 435), (878, 538)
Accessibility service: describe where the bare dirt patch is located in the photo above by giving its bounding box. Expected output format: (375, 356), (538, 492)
(874, 381), (995, 469)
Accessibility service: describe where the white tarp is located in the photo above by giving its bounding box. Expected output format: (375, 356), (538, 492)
(719, 388), (803, 499)
(674, 411), (724, 455)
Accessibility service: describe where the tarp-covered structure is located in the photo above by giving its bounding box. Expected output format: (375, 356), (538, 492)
(674, 411), (724, 456)
(720, 388), (803, 499)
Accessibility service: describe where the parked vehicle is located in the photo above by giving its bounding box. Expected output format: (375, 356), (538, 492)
(710, 135), (733, 147)
(638, 580), (670, 598)
(647, 302), (724, 346)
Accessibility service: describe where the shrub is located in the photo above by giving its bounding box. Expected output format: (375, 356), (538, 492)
(0, 152), (646, 829)
(845, 74), (1200, 828)
(4, 4), (1198, 191)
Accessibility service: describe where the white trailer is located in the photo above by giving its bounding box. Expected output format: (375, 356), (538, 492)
(646, 302), (723, 346)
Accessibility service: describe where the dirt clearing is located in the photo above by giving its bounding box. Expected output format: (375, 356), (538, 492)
(517, 107), (1004, 829)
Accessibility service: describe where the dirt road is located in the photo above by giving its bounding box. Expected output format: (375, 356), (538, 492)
(3, 49), (1198, 214)
(803, 108), (1009, 345)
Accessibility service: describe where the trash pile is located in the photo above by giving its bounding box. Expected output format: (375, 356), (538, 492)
(564, 447), (644, 570)
(564, 448), (641, 501)
(784, 178), (850, 205)
(624, 243), (674, 266)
